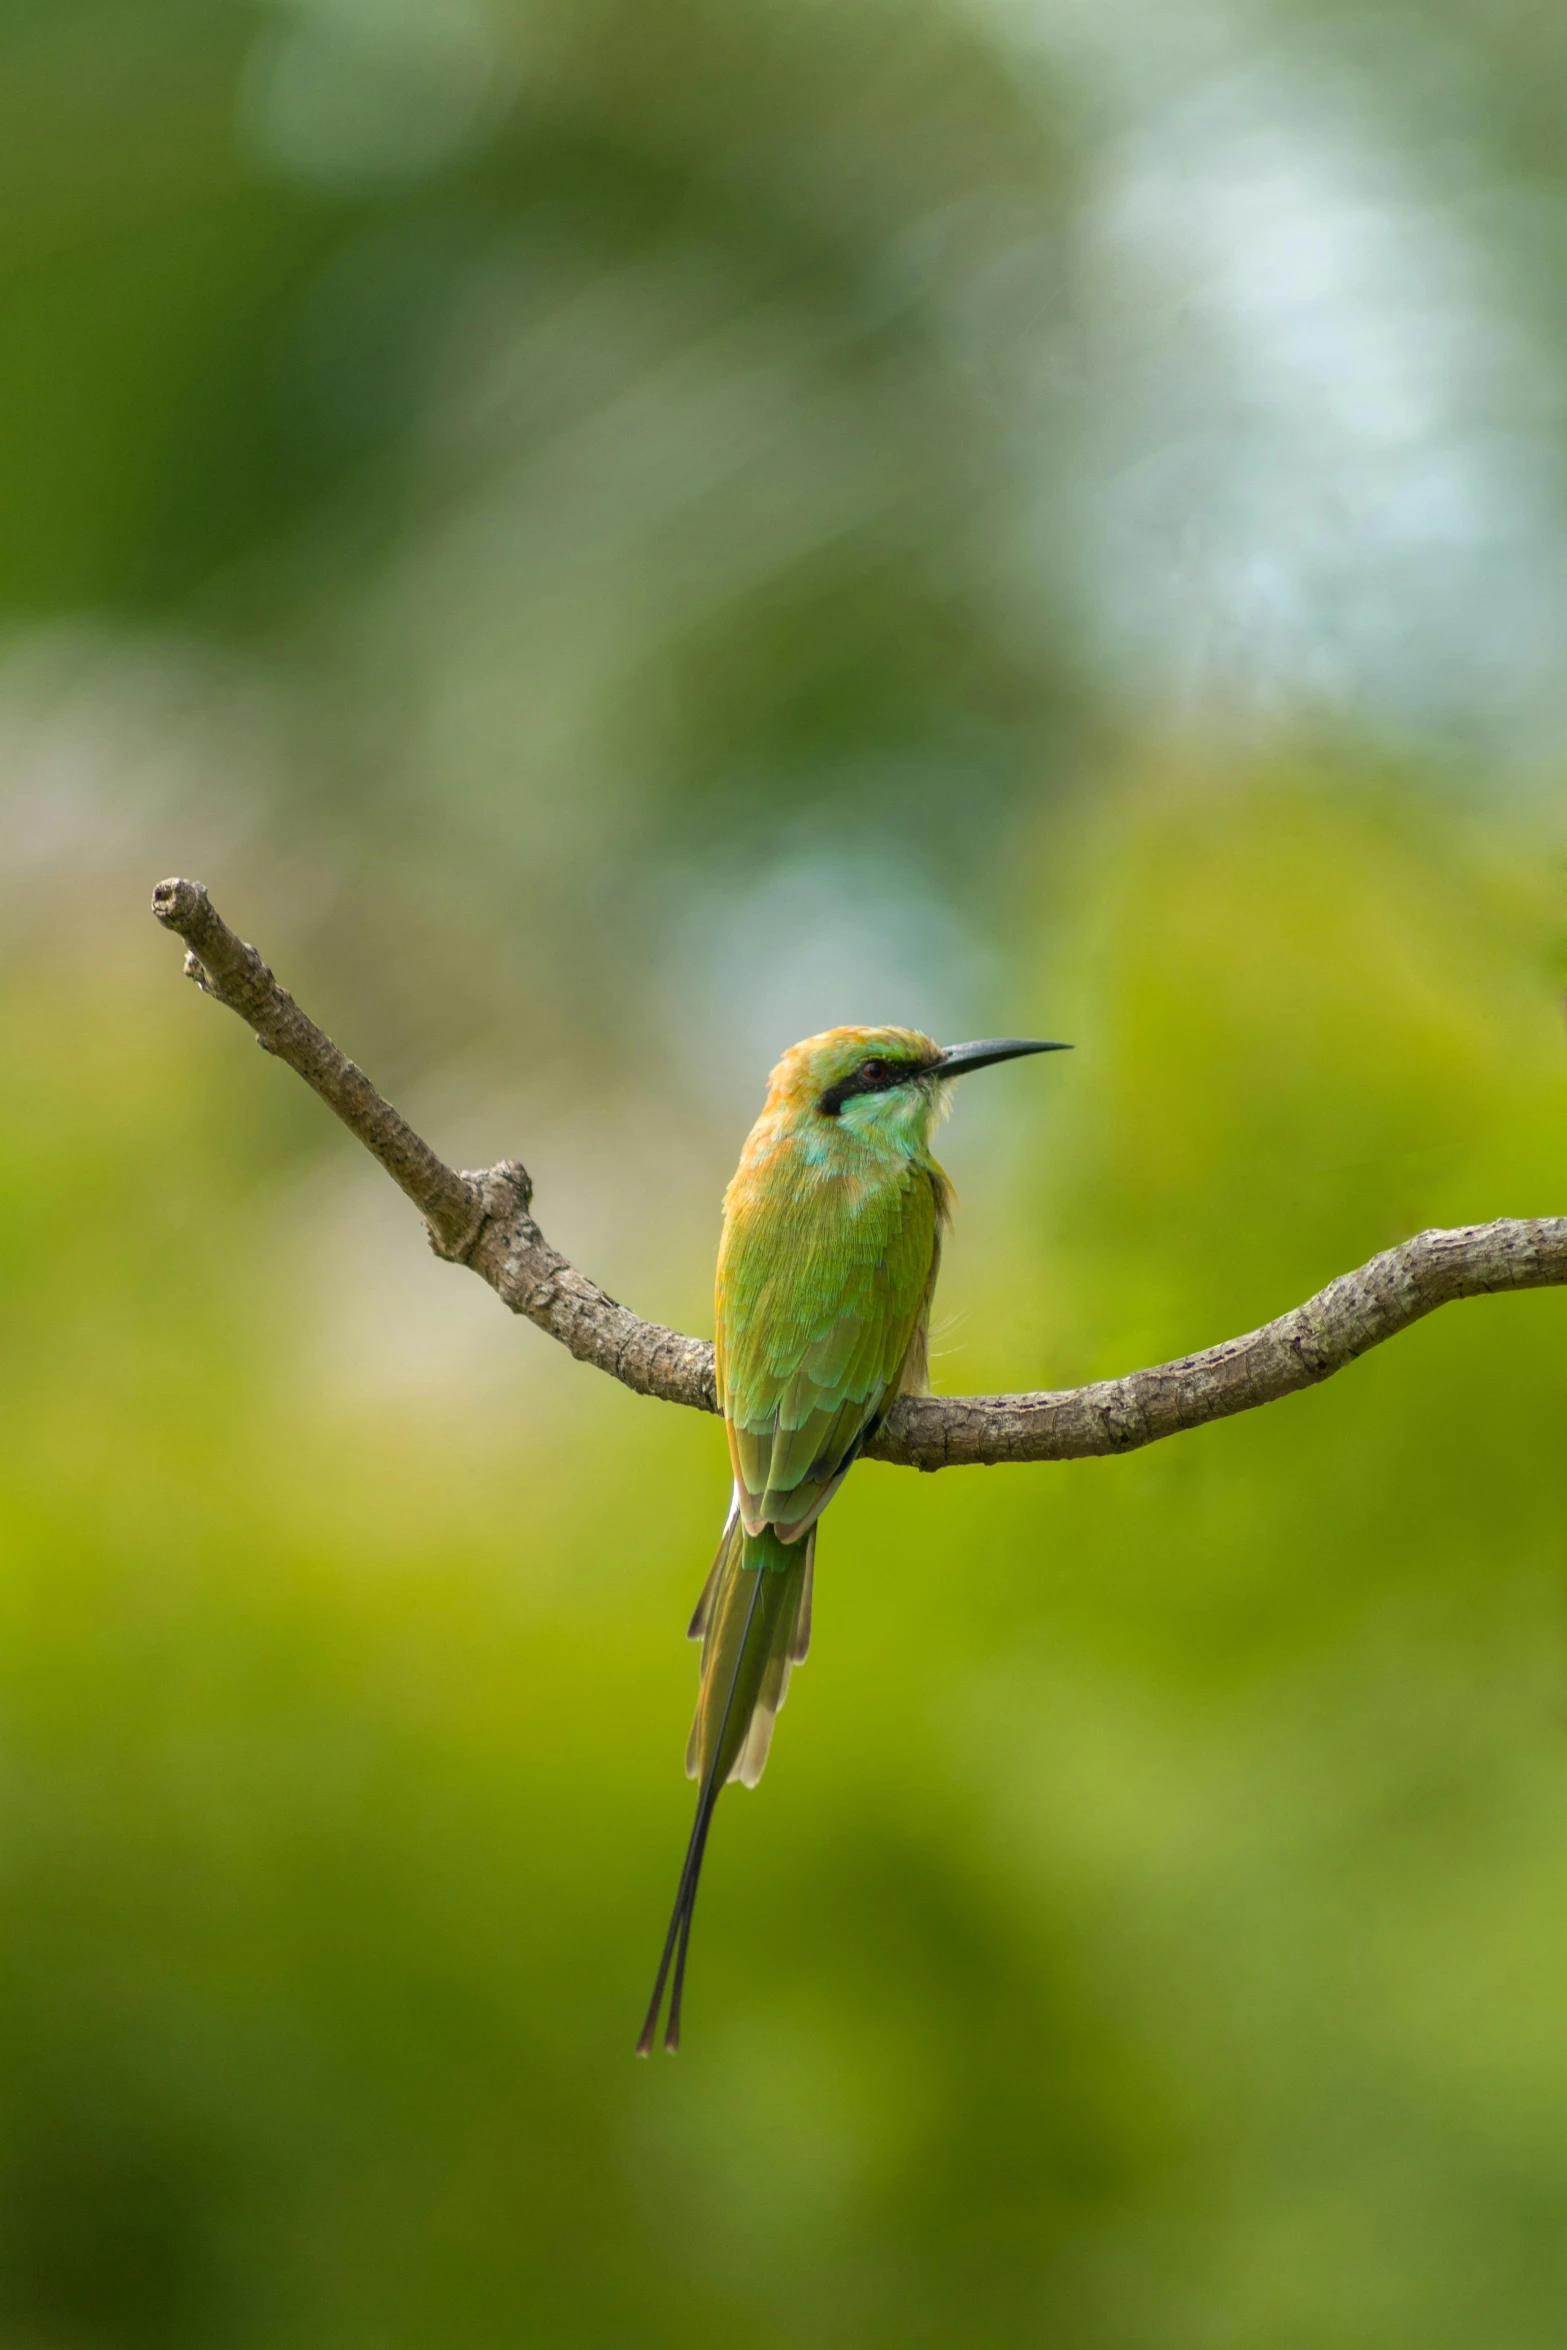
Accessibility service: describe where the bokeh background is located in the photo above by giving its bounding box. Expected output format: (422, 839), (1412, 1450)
(4, 0), (1567, 2341)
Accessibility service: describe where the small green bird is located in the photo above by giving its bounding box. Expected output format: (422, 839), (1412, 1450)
(637, 1024), (1067, 2054)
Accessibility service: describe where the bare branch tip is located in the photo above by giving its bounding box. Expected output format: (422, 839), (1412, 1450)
(152, 877), (211, 935)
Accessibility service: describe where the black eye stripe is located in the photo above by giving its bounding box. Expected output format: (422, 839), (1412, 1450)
(816, 1056), (935, 1118)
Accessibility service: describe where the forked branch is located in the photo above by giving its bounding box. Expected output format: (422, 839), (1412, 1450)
(151, 878), (1567, 1469)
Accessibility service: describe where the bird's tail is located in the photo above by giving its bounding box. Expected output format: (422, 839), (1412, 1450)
(636, 1508), (813, 2055)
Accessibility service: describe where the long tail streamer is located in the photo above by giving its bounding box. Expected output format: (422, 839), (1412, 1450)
(637, 1514), (812, 2054)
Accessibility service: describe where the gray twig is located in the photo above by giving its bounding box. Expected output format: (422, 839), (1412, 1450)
(152, 878), (1567, 1470)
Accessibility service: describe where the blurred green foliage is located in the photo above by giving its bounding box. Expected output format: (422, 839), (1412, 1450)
(5, 0), (1567, 2344)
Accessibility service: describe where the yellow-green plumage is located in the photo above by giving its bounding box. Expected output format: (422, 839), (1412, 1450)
(720, 1151), (947, 1538)
(637, 1022), (1064, 2053)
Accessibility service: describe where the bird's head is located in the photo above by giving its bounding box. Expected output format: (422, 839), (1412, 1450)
(764, 1025), (1069, 1156)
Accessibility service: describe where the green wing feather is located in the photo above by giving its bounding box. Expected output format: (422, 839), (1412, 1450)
(719, 1158), (944, 1536)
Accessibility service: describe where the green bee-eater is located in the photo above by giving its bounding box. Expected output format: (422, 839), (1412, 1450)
(637, 1024), (1068, 2054)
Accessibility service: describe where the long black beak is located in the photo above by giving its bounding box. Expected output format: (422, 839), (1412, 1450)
(932, 1037), (1071, 1078)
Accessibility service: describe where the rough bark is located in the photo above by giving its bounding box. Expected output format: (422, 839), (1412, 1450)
(152, 878), (1567, 1469)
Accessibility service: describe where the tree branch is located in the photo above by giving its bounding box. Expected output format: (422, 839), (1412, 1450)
(152, 878), (1567, 1470)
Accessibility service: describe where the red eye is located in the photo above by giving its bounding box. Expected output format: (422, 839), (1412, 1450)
(860, 1059), (887, 1082)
